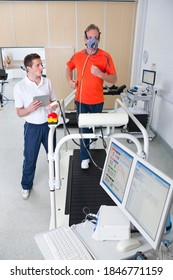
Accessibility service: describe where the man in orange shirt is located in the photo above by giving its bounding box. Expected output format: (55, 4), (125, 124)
(66, 24), (117, 169)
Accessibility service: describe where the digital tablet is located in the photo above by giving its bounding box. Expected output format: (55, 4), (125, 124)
(33, 95), (50, 106)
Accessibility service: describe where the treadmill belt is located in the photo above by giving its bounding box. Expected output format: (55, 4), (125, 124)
(65, 149), (115, 226)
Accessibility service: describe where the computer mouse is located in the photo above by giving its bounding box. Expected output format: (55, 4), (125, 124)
(141, 93), (147, 96)
(117, 238), (140, 252)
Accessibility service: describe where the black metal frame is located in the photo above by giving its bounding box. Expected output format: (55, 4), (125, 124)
(0, 69), (14, 107)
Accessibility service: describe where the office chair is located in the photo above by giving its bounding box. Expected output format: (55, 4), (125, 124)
(0, 69), (14, 107)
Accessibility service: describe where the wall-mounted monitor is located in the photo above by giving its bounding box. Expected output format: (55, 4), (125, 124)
(142, 69), (156, 86)
(100, 138), (173, 250)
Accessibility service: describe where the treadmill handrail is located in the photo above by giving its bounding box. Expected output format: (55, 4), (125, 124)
(114, 98), (149, 158)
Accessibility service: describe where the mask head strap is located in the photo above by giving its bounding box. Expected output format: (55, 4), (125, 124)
(84, 29), (101, 41)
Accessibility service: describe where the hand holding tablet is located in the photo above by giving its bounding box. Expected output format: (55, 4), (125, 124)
(33, 95), (49, 107)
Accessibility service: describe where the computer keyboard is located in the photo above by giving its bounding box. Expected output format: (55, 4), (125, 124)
(43, 225), (93, 260)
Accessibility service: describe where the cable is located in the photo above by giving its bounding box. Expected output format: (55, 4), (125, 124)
(77, 52), (105, 170)
(57, 100), (107, 159)
(131, 228), (139, 233)
(82, 207), (97, 224)
(58, 100), (108, 170)
(78, 50), (92, 112)
(57, 100), (81, 147)
(100, 127), (107, 149)
(58, 51), (106, 171)
(80, 133), (103, 171)
(78, 51), (107, 170)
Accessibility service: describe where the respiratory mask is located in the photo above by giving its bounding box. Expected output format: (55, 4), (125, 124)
(87, 37), (99, 50)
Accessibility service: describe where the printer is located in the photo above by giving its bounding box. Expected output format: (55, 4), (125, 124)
(92, 205), (131, 241)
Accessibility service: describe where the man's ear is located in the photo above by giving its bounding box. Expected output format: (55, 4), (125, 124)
(26, 66), (29, 73)
(84, 30), (88, 40)
(84, 36), (88, 47)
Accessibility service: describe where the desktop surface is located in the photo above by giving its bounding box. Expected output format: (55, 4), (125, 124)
(73, 222), (152, 260)
(35, 222), (153, 260)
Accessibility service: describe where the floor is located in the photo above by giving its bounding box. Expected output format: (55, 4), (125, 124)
(0, 79), (173, 260)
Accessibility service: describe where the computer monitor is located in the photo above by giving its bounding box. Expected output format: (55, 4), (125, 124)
(100, 139), (134, 207)
(125, 159), (173, 249)
(100, 138), (173, 250)
(142, 69), (156, 86)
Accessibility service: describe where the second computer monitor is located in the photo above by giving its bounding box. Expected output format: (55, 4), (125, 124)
(125, 159), (173, 249)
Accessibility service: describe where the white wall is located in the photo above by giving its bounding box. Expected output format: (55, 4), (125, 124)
(2, 47), (46, 79)
(132, 0), (173, 149)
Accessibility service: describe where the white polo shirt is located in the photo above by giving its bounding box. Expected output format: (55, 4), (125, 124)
(13, 76), (56, 124)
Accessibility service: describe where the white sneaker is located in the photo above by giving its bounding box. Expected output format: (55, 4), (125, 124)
(90, 140), (97, 149)
(81, 159), (90, 169)
(21, 189), (30, 200)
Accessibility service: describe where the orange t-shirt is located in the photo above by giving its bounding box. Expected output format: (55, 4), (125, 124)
(67, 49), (116, 104)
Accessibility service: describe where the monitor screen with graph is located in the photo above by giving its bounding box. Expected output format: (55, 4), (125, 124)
(100, 138), (173, 249)
(100, 139), (134, 205)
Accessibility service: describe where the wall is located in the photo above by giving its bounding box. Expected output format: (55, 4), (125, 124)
(2, 47), (46, 79)
(132, 0), (173, 150)
(0, 1), (137, 109)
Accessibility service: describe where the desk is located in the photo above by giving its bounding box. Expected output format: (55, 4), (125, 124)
(35, 221), (153, 260)
(127, 92), (152, 102)
(73, 222), (153, 260)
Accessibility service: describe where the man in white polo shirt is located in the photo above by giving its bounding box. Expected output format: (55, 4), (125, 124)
(13, 53), (57, 200)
